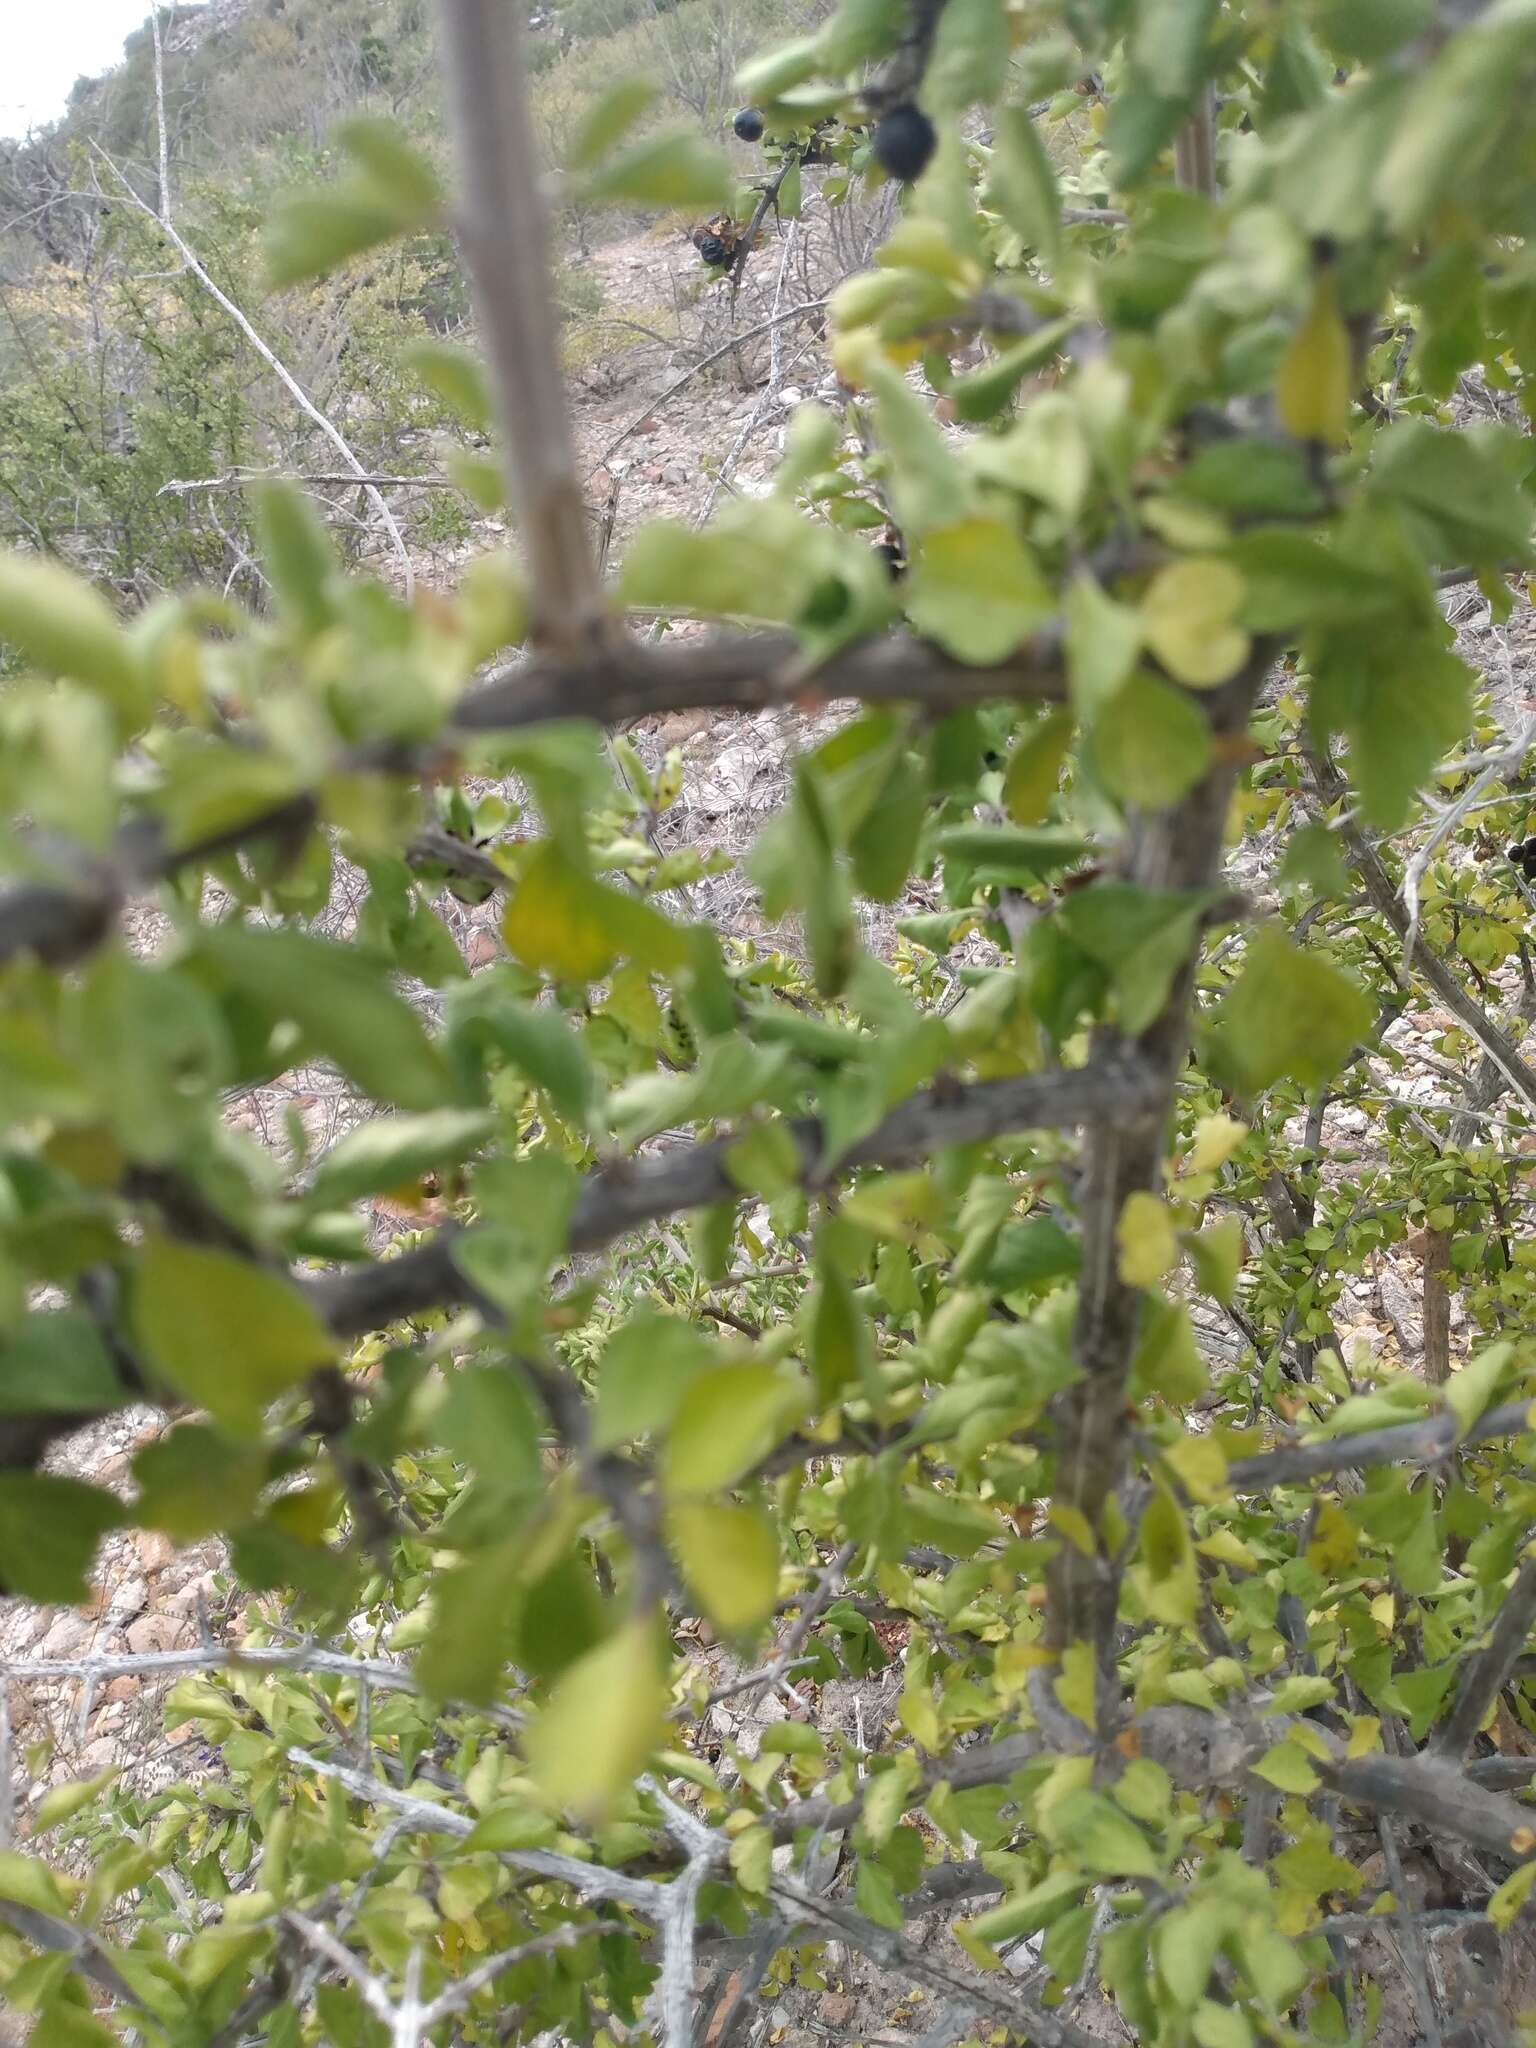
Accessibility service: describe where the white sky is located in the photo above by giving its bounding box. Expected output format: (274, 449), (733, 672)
(2, 2), (156, 141)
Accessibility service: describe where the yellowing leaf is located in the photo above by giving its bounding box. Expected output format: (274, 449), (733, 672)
(664, 1363), (806, 1498)
(668, 1501), (781, 1632)
(1188, 1113), (1249, 1174)
(1276, 267), (1352, 446)
(1141, 559), (1251, 689)
(132, 1237), (333, 1431)
(1488, 1856), (1536, 1932)
(905, 516), (1053, 664)
(524, 1620), (668, 1820)
(1162, 1434), (1229, 1503)
(1117, 1192), (1178, 1288)
(1048, 1501), (1098, 1556)
(1003, 709), (1075, 824)
(1252, 1741), (1320, 1794)
(1345, 1715), (1382, 1759)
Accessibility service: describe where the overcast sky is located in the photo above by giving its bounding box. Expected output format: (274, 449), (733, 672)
(2, 2), (157, 140)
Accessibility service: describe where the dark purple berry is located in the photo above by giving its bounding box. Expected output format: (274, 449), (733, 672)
(873, 103), (936, 183)
(697, 234), (729, 267)
(733, 106), (765, 143)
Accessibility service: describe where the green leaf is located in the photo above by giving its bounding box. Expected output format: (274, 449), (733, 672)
(664, 1363), (806, 1497)
(131, 1236), (334, 1431)
(460, 1804), (559, 1854)
(436, 1364), (543, 1498)
(936, 822), (1094, 880)
(1366, 422), (1534, 568)
(1210, 928), (1374, 1095)
(809, 1259), (869, 1403)
(254, 482), (338, 639)
(569, 80), (659, 172)
(924, 0), (1009, 109)
(1003, 710), (1075, 825)
(1444, 1341), (1515, 1439)
(1092, 672), (1213, 809)
(1311, 626), (1473, 830)
(414, 1534), (524, 1704)
(1252, 1742), (1320, 1794)
(1276, 268), (1352, 447)
(905, 517), (1054, 664)
(1488, 1856), (1536, 1933)
(668, 1501), (781, 1631)
(861, 351), (971, 534)
(0, 1476), (121, 1603)
(1066, 573), (1143, 716)
(1187, 1216), (1245, 1308)
(1155, 1902), (1226, 2010)
(1117, 1192), (1178, 1289)
(587, 132), (732, 212)
(265, 122), (441, 286)
(985, 105), (1060, 264)
(0, 1850), (72, 1916)
(0, 1313), (121, 1416)
(849, 748), (927, 902)
(405, 342), (494, 432)
(133, 1425), (267, 1542)
(33, 1767), (118, 1831)
(201, 923), (455, 1111)
(1141, 559), (1250, 688)
(304, 1110), (493, 1210)
(1132, 1297), (1208, 1403)
(1047, 1790), (1162, 1879)
(1059, 883), (1210, 1033)
(524, 1619), (669, 1819)
(0, 553), (141, 715)
(593, 1311), (719, 1450)
(1375, 11), (1536, 235)
(1175, 440), (1324, 520)
(1140, 1481), (1198, 1627)
(971, 1868), (1089, 1945)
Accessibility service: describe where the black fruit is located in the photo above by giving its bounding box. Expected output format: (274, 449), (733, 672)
(872, 103), (936, 183)
(733, 106), (765, 143)
(697, 234), (730, 267)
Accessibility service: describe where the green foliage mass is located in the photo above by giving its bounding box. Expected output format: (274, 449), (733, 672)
(4, 0), (1536, 2043)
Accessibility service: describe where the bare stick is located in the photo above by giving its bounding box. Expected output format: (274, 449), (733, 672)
(159, 472), (463, 497)
(150, 1), (173, 228)
(434, 0), (606, 654)
(91, 147), (414, 599)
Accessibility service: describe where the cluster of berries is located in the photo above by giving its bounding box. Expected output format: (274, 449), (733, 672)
(1508, 836), (1536, 881)
(730, 102), (936, 183)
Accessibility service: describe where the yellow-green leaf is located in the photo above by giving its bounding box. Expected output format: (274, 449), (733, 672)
(1117, 1192), (1179, 1288)
(1003, 709), (1075, 823)
(1276, 267), (1352, 446)
(668, 1501), (781, 1632)
(132, 1237), (334, 1430)
(0, 553), (141, 715)
(524, 1620), (669, 1820)
(1142, 559), (1250, 689)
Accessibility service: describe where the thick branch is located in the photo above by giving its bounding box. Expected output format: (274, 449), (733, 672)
(1044, 650), (1275, 1681)
(0, 628), (1064, 975)
(435, 0), (605, 652)
(1433, 1550), (1536, 1758)
(1227, 1397), (1536, 1491)
(308, 1056), (1159, 1338)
